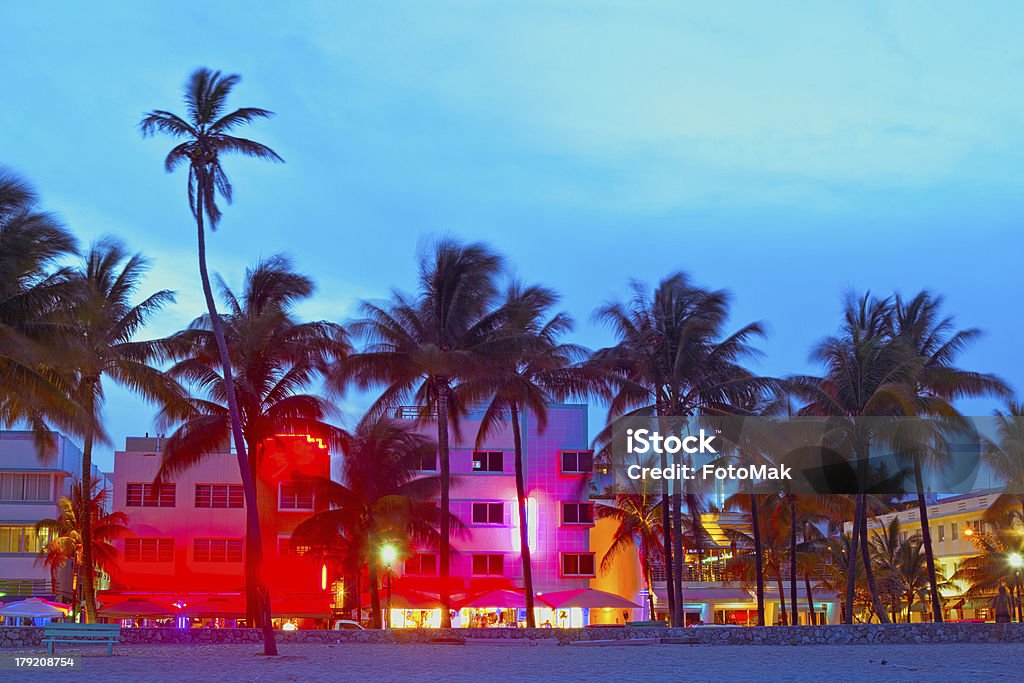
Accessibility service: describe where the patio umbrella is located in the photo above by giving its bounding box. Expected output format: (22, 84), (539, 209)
(361, 590), (441, 610)
(0, 597), (67, 618)
(456, 589), (552, 609)
(100, 599), (171, 619)
(539, 588), (641, 609)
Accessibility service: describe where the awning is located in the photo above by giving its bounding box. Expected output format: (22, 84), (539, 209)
(540, 589), (641, 609)
(100, 599), (172, 619)
(456, 589), (553, 609)
(654, 587), (753, 603)
(272, 595), (332, 618)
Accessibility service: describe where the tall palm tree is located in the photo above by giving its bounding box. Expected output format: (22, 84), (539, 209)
(290, 418), (445, 628)
(156, 256), (348, 625)
(952, 514), (1024, 622)
(595, 485), (664, 619)
(463, 282), (595, 627)
(893, 290), (1009, 622)
(140, 67), (283, 655)
(983, 402), (1024, 524)
(35, 479), (130, 613)
(336, 239), (510, 627)
(593, 273), (772, 626)
(0, 170), (80, 451)
(61, 239), (179, 622)
(790, 293), (917, 623)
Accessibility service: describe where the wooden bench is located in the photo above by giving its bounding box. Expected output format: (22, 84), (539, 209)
(42, 623), (121, 656)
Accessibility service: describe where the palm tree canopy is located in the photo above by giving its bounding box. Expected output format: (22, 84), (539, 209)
(157, 255), (349, 477)
(139, 67), (283, 228)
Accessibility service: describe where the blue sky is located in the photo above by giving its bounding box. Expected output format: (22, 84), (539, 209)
(1, 2), (1021, 472)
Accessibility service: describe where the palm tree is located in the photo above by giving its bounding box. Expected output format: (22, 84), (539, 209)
(140, 67), (283, 655)
(463, 282), (596, 627)
(156, 256), (347, 625)
(790, 293), (918, 623)
(35, 479), (130, 616)
(60, 239), (179, 622)
(982, 402), (1024, 525)
(0, 170), (80, 451)
(595, 484), (664, 619)
(953, 514), (1024, 622)
(290, 418), (444, 628)
(893, 290), (1010, 622)
(336, 239), (509, 627)
(593, 273), (772, 626)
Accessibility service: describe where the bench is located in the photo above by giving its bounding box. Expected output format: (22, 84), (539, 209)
(42, 623), (121, 656)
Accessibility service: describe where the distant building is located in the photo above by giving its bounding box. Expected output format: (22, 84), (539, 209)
(0, 430), (109, 602)
(102, 434), (333, 622)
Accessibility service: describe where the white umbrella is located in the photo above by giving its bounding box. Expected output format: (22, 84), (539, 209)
(0, 597), (67, 618)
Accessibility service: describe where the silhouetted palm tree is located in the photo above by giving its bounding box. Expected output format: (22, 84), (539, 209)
(593, 273), (772, 626)
(983, 402), (1024, 524)
(61, 239), (179, 622)
(595, 484), (664, 619)
(0, 170), (80, 450)
(336, 239), (510, 627)
(893, 290), (1009, 622)
(140, 68), (283, 654)
(156, 256), (347, 625)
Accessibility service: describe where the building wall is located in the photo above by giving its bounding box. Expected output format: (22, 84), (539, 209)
(0, 430), (108, 600)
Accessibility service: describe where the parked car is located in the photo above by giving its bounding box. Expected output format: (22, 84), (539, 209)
(332, 619), (366, 631)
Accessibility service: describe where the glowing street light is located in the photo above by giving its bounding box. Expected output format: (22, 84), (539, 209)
(381, 544), (397, 629)
(1009, 553), (1023, 569)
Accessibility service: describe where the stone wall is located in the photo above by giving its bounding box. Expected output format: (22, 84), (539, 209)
(4, 623), (1024, 648)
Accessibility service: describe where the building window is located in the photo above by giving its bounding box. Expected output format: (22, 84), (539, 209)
(562, 553), (596, 577)
(471, 502), (504, 524)
(0, 473), (51, 502)
(560, 450), (594, 474)
(415, 451), (437, 471)
(124, 538), (173, 562)
(938, 525), (945, 542)
(471, 554), (504, 576)
(472, 451), (503, 473)
(951, 522), (958, 540)
(194, 484), (244, 509)
(279, 483), (315, 511)
(0, 525), (49, 553)
(277, 536), (310, 556)
(562, 502), (594, 525)
(126, 482), (176, 507)
(194, 538), (243, 563)
(405, 553), (438, 576)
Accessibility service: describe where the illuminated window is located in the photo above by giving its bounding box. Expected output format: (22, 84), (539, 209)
(405, 553), (437, 576)
(124, 538), (173, 562)
(471, 554), (504, 576)
(126, 482), (176, 507)
(938, 525), (945, 542)
(560, 451), (594, 474)
(193, 538), (243, 563)
(562, 502), (594, 525)
(472, 451), (503, 473)
(471, 502), (504, 524)
(0, 525), (49, 553)
(279, 483), (314, 511)
(195, 484), (244, 508)
(0, 473), (51, 501)
(951, 522), (958, 540)
(562, 553), (596, 577)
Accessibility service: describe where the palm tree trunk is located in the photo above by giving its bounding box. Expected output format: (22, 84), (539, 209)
(914, 454), (943, 622)
(194, 175), (277, 655)
(641, 539), (655, 619)
(844, 493), (863, 623)
(804, 572), (816, 625)
(368, 557), (382, 629)
(789, 494), (798, 625)
(509, 403), (536, 627)
(775, 568), (788, 625)
(79, 394), (97, 623)
(858, 507), (890, 623)
(656, 406), (675, 625)
(671, 479), (684, 626)
(749, 493), (766, 626)
(436, 380), (453, 628)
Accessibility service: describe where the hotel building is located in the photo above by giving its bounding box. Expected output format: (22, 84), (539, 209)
(0, 430), (109, 602)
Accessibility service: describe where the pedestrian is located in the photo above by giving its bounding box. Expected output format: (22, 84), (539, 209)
(993, 585), (1012, 623)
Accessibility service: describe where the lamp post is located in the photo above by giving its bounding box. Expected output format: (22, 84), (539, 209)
(1009, 553), (1023, 622)
(381, 545), (397, 629)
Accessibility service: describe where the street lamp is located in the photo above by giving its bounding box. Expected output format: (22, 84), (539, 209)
(381, 545), (397, 629)
(1009, 553), (1023, 622)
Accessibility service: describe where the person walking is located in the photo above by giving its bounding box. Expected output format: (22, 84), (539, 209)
(993, 585), (1013, 623)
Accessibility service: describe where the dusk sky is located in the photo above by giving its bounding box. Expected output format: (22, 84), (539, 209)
(1, 2), (1021, 472)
